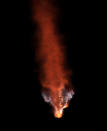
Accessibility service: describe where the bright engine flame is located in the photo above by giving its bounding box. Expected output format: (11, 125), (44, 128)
(54, 103), (69, 118)
(54, 109), (63, 118)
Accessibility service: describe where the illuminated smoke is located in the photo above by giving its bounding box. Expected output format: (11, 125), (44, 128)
(33, 0), (74, 118)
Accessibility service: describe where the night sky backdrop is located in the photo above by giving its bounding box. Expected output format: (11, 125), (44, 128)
(13, 0), (100, 128)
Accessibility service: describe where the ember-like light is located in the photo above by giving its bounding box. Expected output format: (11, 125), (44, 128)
(32, 0), (74, 118)
(54, 109), (63, 118)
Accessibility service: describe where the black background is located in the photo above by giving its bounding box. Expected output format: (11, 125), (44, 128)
(10, 0), (101, 129)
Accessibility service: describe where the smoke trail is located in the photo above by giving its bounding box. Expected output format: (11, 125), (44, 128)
(33, 0), (74, 118)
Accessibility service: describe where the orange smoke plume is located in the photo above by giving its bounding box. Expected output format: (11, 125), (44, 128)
(33, 0), (74, 118)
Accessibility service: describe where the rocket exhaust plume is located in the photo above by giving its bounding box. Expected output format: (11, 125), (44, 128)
(32, 0), (74, 118)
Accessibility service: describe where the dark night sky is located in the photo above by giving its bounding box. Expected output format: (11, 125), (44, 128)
(10, 0), (102, 129)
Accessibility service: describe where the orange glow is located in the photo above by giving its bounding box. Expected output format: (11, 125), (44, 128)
(54, 102), (69, 118)
(64, 103), (69, 109)
(54, 109), (63, 118)
(33, 0), (74, 118)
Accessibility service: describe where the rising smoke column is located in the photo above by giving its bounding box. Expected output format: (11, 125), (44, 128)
(33, 0), (74, 118)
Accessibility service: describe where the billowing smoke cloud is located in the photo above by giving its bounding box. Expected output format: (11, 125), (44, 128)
(32, 0), (74, 118)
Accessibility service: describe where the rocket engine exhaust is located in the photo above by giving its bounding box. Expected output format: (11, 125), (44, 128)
(32, 0), (74, 118)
